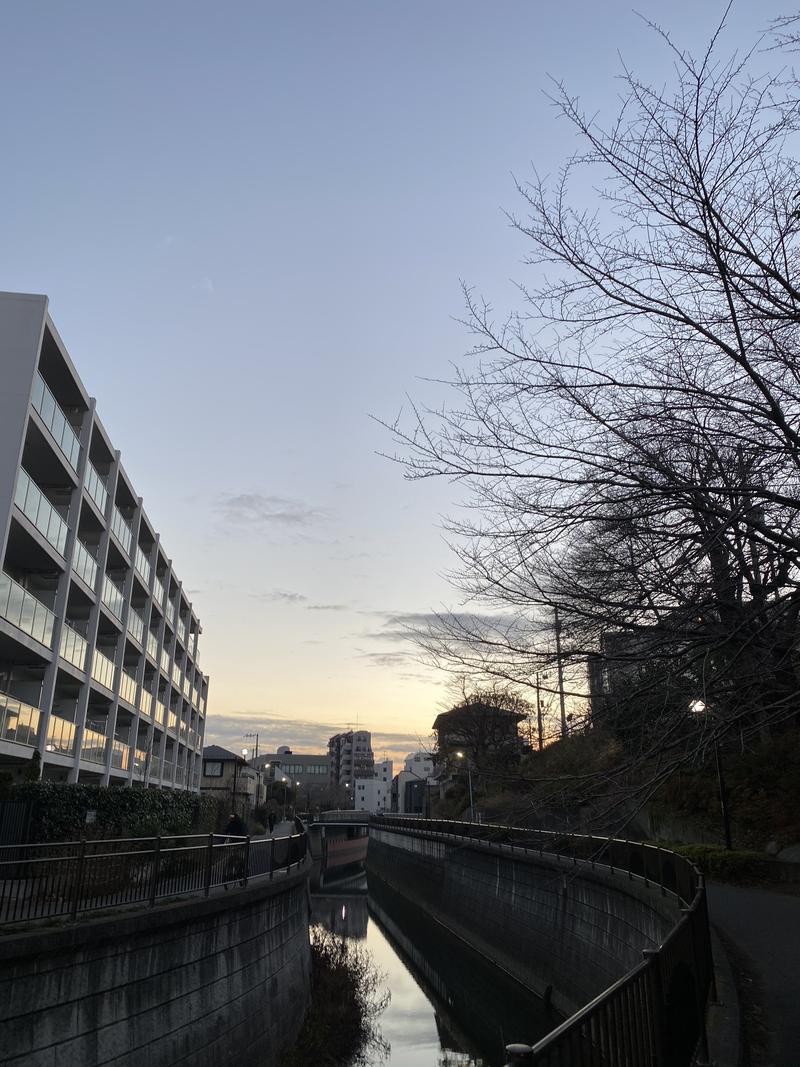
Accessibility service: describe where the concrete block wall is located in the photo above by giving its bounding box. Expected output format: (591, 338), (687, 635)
(368, 827), (680, 1016)
(0, 867), (311, 1066)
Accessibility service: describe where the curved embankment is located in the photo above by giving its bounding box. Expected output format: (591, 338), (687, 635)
(0, 862), (311, 1067)
(367, 823), (689, 1019)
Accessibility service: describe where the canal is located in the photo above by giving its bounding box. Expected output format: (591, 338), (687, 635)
(311, 872), (559, 1066)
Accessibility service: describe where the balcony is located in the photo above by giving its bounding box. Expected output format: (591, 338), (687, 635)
(119, 668), (137, 707)
(134, 545), (151, 585)
(139, 688), (153, 718)
(0, 572), (55, 648)
(178, 619), (188, 647)
(30, 372), (81, 473)
(84, 461), (108, 514)
(59, 622), (88, 672)
(160, 648), (170, 677)
(14, 469), (69, 557)
(182, 677), (190, 700)
(80, 724), (108, 765)
(101, 575), (125, 621)
(149, 753), (161, 780)
(127, 605), (145, 645)
(132, 746), (148, 777)
(109, 736), (130, 772)
(91, 647), (115, 691)
(73, 540), (98, 589)
(146, 631), (159, 662)
(168, 710), (178, 734)
(153, 576), (166, 609)
(171, 663), (182, 688)
(154, 700), (167, 728)
(45, 714), (76, 756)
(0, 690), (41, 748)
(110, 506), (133, 555)
(161, 759), (174, 780)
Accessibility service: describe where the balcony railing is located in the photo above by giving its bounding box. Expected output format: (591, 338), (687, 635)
(132, 747), (148, 777)
(146, 630), (159, 661)
(119, 668), (137, 707)
(84, 461), (108, 514)
(139, 688), (153, 718)
(155, 700), (167, 728)
(45, 715), (76, 756)
(168, 710), (178, 734)
(59, 622), (88, 672)
(101, 576), (125, 620)
(178, 619), (188, 646)
(110, 506), (133, 554)
(149, 753), (161, 780)
(91, 648), (116, 691)
(72, 539), (98, 589)
(0, 690), (41, 748)
(109, 736), (130, 771)
(172, 663), (182, 688)
(30, 372), (81, 472)
(135, 545), (151, 585)
(161, 759), (174, 780)
(14, 469), (69, 557)
(153, 576), (166, 609)
(80, 725), (108, 765)
(127, 605), (145, 645)
(160, 649), (170, 676)
(182, 677), (191, 699)
(0, 572), (55, 648)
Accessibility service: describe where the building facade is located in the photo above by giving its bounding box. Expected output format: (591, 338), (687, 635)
(252, 746), (331, 804)
(328, 729), (374, 786)
(200, 745), (264, 815)
(392, 752), (436, 814)
(0, 292), (208, 791)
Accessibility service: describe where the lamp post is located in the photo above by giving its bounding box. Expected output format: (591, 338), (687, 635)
(455, 751), (475, 821)
(690, 700), (732, 850)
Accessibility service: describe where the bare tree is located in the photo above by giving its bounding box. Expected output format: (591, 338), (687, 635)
(387, 13), (800, 829)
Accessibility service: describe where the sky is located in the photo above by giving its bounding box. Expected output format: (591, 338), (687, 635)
(0, 1), (781, 764)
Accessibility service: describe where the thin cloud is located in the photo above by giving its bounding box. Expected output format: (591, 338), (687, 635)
(306, 603), (348, 612)
(216, 493), (326, 527)
(251, 589), (308, 604)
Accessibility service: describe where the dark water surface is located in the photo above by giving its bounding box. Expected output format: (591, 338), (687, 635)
(310, 873), (558, 1067)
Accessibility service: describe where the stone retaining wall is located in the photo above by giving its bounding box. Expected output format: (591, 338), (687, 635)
(0, 864), (311, 1067)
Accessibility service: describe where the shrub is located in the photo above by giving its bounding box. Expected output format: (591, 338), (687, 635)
(668, 844), (772, 884)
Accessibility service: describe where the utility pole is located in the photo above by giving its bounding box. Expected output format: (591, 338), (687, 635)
(535, 674), (544, 751)
(554, 606), (568, 740)
(243, 732), (259, 760)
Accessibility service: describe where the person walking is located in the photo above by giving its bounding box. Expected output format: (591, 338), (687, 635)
(267, 811), (276, 834)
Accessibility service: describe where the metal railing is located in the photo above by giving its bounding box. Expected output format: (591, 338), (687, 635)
(0, 829), (308, 925)
(374, 816), (713, 1067)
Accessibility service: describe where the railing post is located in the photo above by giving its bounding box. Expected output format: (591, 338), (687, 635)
(642, 948), (667, 1067)
(149, 836), (162, 906)
(269, 836), (276, 880)
(504, 1044), (533, 1065)
(71, 839), (87, 921)
(204, 833), (214, 897)
(243, 835), (250, 886)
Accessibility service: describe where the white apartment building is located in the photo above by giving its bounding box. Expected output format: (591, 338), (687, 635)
(0, 292), (208, 791)
(353, 757), (393, 814)
(394, 752), (436, 814)
(328, 729), (374, 786)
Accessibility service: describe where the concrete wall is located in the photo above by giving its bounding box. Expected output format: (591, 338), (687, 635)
(368, 827), (680, 1016)
(0, 865), (311, 1066)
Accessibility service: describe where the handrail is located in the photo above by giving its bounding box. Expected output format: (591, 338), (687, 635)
(0, 829), (309, 925)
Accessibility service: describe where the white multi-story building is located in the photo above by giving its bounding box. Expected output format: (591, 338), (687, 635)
(393, 752), (436, 814)
(352, 757), (393, 814)
(0, 292), (208, 791)
(328, 728), (374, 786)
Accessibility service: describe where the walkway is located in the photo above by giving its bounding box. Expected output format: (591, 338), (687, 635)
(707, 882), (800, 1067)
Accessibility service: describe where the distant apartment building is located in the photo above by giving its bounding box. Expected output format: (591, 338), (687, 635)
(252, 745), (331, 802)
(328, 729), (374, 786)
(353, 757), (393, 814)
(0, 292), (208, 791)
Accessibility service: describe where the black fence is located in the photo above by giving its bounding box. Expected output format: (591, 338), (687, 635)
(374, 816), (713, 1067)
(0, 829), (308, 926)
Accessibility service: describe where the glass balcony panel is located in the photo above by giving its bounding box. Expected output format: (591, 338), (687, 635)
(111, 506), (133, 554)
(155, 700), (167, 727)
(132, 747), (148, 777)
(80, 725), (108, 765)
(91, 648), (116, 691)
(72, 540), (98, 588)
(14, 469), (69, 558)
(31, 373), (81, 472)
(85, 461), (108, 514)
(160, 649), (170, 676)
(150, 753), (161, 780)
(153, 577), (166, 608)
(139, 688), (153, 717)
(109, 737), (130, 770)
(168, 710), (178, 734)
(119, 669), (137, 707)
(59, 623), (88, 672)
(146, 631), (158, 661)
(0, 690), (41, 748)
(45, 715), (76, 756)
(101, 576), (125, 620)
(162, 759), (174, 779)
(135, 545), (151, 584)
(172, 663), (181, 687)
(127, 606), (144, 644)
(0, 572), (55, 648)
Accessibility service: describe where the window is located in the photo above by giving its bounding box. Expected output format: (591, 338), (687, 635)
(203, 760), (223, 777)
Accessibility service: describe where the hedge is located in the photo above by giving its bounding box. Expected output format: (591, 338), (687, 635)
(11, 782), (222, 842)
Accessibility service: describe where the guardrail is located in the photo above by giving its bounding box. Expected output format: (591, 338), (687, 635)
(0, 829), (308, 926)
(372, 815), (713, 1067)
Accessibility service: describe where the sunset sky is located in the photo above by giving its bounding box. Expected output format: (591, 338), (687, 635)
(0, 1), (775, 764)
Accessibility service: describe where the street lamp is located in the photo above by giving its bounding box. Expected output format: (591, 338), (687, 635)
(690, 699), (732, 850)
(455, 751), (475, 821)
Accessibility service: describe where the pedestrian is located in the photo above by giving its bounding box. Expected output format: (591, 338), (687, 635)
(268, 811), (276, 833)
(224, 811), (246, 841)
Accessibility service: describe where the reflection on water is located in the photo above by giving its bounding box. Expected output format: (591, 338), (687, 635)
(311, 871), (558, 1067)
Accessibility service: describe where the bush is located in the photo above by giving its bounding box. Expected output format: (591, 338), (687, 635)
(668, 844), (772, 884)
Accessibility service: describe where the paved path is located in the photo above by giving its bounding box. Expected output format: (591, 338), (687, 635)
(707, 882), (800, 1067)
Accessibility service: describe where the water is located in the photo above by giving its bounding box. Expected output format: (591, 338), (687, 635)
(311, 873), (558, 1067)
